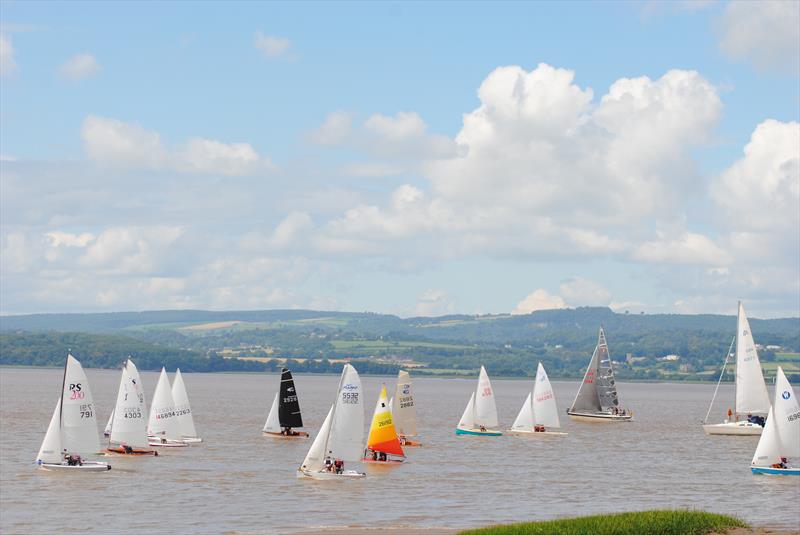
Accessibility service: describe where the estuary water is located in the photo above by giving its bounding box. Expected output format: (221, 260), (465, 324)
(1, 367), (798, 534)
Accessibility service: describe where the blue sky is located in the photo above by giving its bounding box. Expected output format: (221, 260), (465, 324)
(1, 1), (798, 318)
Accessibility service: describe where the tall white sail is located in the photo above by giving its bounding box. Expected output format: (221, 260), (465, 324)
(457, 392), (476, 430)
(126, 359), (147, 416)
(735, 302), (770, 415)
(327, 364), (364, 462)
(171, 368), (198, 438)
(263, 392), (280, 433)
(475, 366), (499, 428)
(772, 367), (800, 457)
(752, 406), (781, 466)
(533, 362), (561, 428)
(393, 370), (418, 437)
(36, 399), (63, 464)
(511, 393), (534, 430)
(109, 364), (148, 448)
(61, 355), (101, 456)
(300, 405), (333, 472)
(103, 411), (114, 436)
(570, 342), (602, 412)
(148, 368), (182, 440)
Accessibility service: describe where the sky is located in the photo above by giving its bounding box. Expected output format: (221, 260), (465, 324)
(1, 1), (798, 318)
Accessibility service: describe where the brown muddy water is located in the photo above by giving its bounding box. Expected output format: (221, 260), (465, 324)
(1, 367), (798, 534)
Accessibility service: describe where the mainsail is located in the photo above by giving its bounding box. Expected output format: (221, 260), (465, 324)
(61, 355), (101, 456)
(735, 302), (770, 416)
(109, 362), (148, 448)
(392, 370), (417, 437)
(148, 368), (182, 441)
(533, 362), (561, 428)
(475, 366), (499, 428)
(366, 384), (404, 456)
(279, 368), (303, 428)
(570, 328), (619, 413)
(327, 364), (364, 462)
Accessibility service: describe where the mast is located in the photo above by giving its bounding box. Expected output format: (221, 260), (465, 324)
(58, 353), (70, 433)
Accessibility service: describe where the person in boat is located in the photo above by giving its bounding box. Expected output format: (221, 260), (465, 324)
(399, 436), (407, 445)
(324, 456), (333, 472)
(123, 444), (133, 454)
(727, 408), (733, 421)
(334, 459), (343, 474)
(479, 425), (486, 432)
(379, 452), (387, 462)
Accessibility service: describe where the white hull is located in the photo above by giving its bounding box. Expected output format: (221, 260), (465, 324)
(703, 421), (763, 436)
(37, 461), (110, 472)
(568, 411), (633, 423)
(148, 438), (189, 447)
(296, 469), (365, 480)
(506, 428), (567, 436)
(181, 436), (203, 443)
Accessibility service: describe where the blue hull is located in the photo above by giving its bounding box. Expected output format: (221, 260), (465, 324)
(751, 467), (800, 476)
(455, 428), (502, 437)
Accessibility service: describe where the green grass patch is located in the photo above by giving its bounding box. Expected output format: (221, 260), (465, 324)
(457, 510), (748, 535)
(776, 352), (800, 361)
(330, 340), (472, 350)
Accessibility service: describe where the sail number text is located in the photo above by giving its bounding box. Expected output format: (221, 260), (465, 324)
(79, 403), (94, 419)
(342, 392), (359, 404)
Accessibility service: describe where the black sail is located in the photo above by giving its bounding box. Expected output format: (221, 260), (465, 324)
(278, 368), (303, 428)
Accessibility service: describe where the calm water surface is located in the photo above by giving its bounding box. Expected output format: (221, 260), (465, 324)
(1, 367), (799, 534)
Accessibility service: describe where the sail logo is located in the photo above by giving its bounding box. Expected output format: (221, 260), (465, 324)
(782, 391), (791, 400)
(402, 385), (410, 395)
(742, 330), (749, 337)
(342, 383), (358, 391)
(287, 386), (295, 393)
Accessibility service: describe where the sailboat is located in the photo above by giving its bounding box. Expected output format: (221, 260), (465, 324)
(263, 367), (309, 438)
(391, 370), (421, 446)
(363, 384), (405, 463)
(456, 366), (502, 436)
(36, 354), (111, 471)
(107, 359), (157, 455)
(703, 302), (770, 436)
(751, 367), (800, 476)
(298, 364), (366, 479)
(172, 368), (202, 443)
(508, 362), (567, 436)
(147, 367), (188, 447)
(567, 327), (632, 422)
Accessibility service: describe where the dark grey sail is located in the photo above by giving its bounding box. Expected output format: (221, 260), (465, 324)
(594, 328), (620, 411)
(569, 339), (602, 412)
(278, 368), (303, 428)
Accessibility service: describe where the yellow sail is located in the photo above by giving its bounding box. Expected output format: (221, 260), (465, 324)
(366, 384), (404, 456)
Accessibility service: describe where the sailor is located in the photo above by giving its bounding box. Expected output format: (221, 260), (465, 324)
(379, 452), (387, 462)
(479, 425), (486, 432)
(324, 456), (333, 472)
(334, 459), (343, 474)
(123, 444), (133, 454)
(399, 436), (407, 445)
(372, 450), (378, 461)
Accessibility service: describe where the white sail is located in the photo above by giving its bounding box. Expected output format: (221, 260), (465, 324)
(389, 397), (394, 415)
(126, 359), (148, 417)
(148, 367), (182, 440)
(61, 355), (101, 456)
(300, 405), (333, 472)
(533, 362), (561, 428)
(263, 392), (280, 433)
(475, 366), (499, 428)
(735, 302), (770, 415)
(393, 370), (418, 437)
(752, 406), (781, 466)
(328, 364), (364, 462)
(36, 398), (63, 464)
(109, 364), (148, 448)
(457, 392), (476, 430)
(772, 367), (800, 458)
(511, 392), (534, 430)
(103, 410), (114, 436)
(171, 368), (198, 438)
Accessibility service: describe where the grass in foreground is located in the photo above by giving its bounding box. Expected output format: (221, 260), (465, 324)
(458, 510), (748, 535)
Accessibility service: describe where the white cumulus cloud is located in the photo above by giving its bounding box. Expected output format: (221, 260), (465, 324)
(415, 289), (456, 317)
(512, 289), (567, 315)
(59, 53), (100, 80)
(559, 277), (612, 306)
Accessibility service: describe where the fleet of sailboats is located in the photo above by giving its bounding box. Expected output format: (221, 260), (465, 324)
(508, 362), (567, 436)
(263, 368), (309, 438)
(456, 366), (502, 436)
(750, 367), (800, 476)
(363, 384), (405, 463)
(298, 364), (366, 479)
(703, 302), (771, 436)
(36, 354), (111, 471)
(567, 327), (632, 422)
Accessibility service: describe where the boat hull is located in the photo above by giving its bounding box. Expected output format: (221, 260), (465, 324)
(37, 461), (111, 472)
(296, 469), (365, 480)
(181, 436), (203, 444)
(263, 431), (309, 439)
(362, 457), (405, 464)
(399, 439), (421, 447)
(506, 429), (568, 436)
(455, 428), (503, 436)
(147, 439), (188, 448)
(751, 466), (800, 476)
(106, 446), (158, 456)
(567, 411), (633, 423)
(703, 421), (762, 436)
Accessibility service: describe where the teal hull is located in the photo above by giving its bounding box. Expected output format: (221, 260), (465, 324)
(751, 466), (800, 476)
(455, 428), (502, 437)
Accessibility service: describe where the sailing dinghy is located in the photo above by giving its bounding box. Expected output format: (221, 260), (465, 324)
(263, 368), (308, 438)
(703, 302), (770, 436)
(36, 354), (111, 471)
(456, 366), (502, 436)
(508, 362), (567, 436)
(298, 364), (366, 479)
(567, 327), (632, 422)
(107, 359), (157, 455)
(172, 368), (202, 443)
(147, 368), (188, 447)
(363, 384), (405, 463)
(751, 367), (800, 476)
(391, 370), (421, 446)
